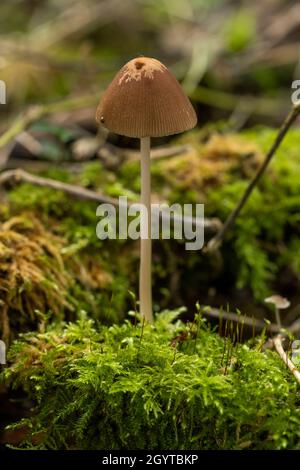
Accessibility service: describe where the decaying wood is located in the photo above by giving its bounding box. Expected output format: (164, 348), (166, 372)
(272, 335), (300, 385)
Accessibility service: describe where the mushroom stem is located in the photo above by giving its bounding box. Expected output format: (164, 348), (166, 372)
(139, 136), (153, 322)
(274, 306), (282, 329)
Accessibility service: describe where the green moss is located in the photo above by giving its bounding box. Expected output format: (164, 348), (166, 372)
(3, 311), (300, 450)
(204, 128), (300, 299)
(5, 126), (300, 304)
(0, 203), (130, 341)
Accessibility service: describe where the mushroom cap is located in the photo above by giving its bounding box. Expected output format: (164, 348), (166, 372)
(264, 295), (291, 309)
(96, 57), (197, 138)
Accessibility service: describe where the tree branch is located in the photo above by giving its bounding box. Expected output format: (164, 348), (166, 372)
(203, 307), (280, 333)
(0, 168), (221, 232)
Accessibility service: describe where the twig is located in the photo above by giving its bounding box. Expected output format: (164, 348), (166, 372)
(5, 143), (190, 171)
(16, 131), (43, 156)
(0, 168), (115, 203)
(207, 103), (300, 251)
(273, 335), (300, 385)
(0, 168), (221, 232)
(124, 144), (192, 161)
(203, 307), (280, 334)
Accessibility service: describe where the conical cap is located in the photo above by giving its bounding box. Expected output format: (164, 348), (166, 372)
(96, 57), (197, 138)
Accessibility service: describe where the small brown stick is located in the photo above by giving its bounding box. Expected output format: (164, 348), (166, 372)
(16, 131), (43, 156)
(273, 335), (300, 385)
(5, 143), (190, 171)
(124, 144), (192, 161)
(207, 103), (300, 251)
(0, 168), (221, 232)
(0, 168), (115, 204)
(203, 307), (280, 334)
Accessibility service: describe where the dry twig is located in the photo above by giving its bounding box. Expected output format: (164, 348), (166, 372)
(0, 168), (221, 232)
(124, 144), (192, 161)
(273, 335), (300, 385)
(203, 307), (280, 334)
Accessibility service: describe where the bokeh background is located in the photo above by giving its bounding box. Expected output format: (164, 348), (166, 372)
(0, 0), (298, 125)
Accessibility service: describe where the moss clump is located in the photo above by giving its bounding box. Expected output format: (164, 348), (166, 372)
(0, 213), (72, 343)
(117, 127), (300, 301)
(3, 311), (300, 450)
(4, 126), (300, 307)
(0, 210), (128, 342)
(204, 128), (300, 299)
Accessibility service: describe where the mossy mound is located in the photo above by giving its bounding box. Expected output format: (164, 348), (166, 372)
(3, 311), (300, 450)
(2, 125), (300, 341)
(5, 126), (300, 309)
(0, 214), (72, 343)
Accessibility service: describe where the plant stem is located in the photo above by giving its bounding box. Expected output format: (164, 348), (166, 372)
(274, 306), (282, 329)
(139, 137), (153, 322)
(203, 306), (280, 333)
(273, 335), (300, 385)
(207, 103), (300, 251)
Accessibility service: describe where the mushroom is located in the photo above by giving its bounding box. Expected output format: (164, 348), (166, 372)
(96, 57), (197, 322)
(264, 295), (291, 329)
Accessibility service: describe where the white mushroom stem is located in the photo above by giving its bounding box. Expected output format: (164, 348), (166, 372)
(274, 306), (282, 329)
(139, 136), (153, 322)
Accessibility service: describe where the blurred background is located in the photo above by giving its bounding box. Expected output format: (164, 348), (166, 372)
(0, 0), (300, 333)
(0, 0), (298, 128)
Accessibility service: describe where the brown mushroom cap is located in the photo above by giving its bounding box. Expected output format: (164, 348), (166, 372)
(96, 57), (197, 138)
(264, 295), (291, 309)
